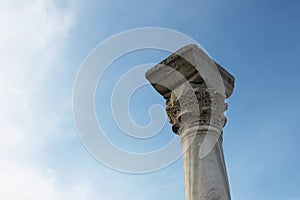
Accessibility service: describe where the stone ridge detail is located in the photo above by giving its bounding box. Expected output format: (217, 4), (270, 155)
(165, 84), (228, 134)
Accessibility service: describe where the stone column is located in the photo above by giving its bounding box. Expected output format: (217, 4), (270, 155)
(145, 44), (235, 200)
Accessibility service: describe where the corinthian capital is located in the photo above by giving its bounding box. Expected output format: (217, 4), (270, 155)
(166, 83), (228, 134)
(145, 44), (234, 135)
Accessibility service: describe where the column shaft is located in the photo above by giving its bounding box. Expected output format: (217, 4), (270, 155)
(181, 128), (231, 200)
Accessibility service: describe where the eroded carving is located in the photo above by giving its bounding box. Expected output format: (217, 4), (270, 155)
(165, 83), (228, 134)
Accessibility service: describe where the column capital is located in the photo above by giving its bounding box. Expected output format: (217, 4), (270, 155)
(145, 44), (235, 135)
(165, 84), (228, 134)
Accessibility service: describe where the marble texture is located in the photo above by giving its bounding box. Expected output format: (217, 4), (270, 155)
(145, 44), (235, 200)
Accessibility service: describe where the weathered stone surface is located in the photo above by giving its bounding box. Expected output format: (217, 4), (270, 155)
(145, 44), (234, 200)
(145, 44), (234, 99)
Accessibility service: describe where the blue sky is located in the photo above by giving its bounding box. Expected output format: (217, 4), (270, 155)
(1, 0), (300, 199)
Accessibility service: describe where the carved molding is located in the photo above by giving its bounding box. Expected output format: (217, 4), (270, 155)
(145, 44), (234, 135)
(165, 83), (228, 135)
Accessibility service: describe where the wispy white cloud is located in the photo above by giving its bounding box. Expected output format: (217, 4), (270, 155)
(0, 160), (91, 200)
(0, 161), (57, 200)
(0, 0), (74, 148)
(0, 0), (91, 199)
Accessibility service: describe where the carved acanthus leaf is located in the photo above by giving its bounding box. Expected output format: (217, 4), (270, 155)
(165, 83), (227, 134)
